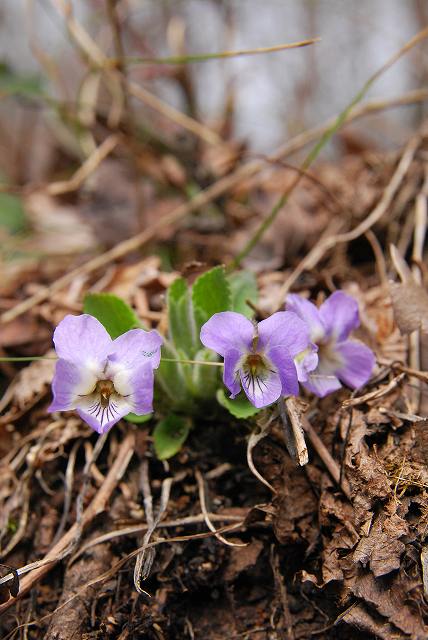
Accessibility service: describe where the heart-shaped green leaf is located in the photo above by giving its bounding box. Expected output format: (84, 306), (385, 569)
(216, 389), (260, 419)
(83, 293), (140, 338)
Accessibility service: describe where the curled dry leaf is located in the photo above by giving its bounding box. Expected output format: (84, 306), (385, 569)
(13, 354), (56, 409)
(389, 244), (428, 335)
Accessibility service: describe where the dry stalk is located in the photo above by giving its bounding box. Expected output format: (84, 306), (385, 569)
(341, 373), (406, 408)
(0, 431), (135, 614)
(8, 521), (246, 636)
(408, 169), (428, 411)
(276, 132), (421, 304)
(133, 460), (172, 593)
(46, 134), (120, 196)
(301, 417), (351, 500)
(2, 93), (428, 326)
(195, 469), (246, 548)
(247, 415), (276, 493)
(51, 0), (222, 146)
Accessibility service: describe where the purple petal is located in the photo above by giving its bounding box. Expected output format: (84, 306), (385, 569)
(240, 367), (282, 408)
(294, 343), (319, 382)
(200, 312), (254, 357)
(53, 314), (111, 370)
(286, 294), (325, 342)
(335, 340), (375, 389)
(108, 329), (163, 374)
(49, 359), (97, 412)
(303, 372), (342, 397)
(268, 347), (299, 396)
(125, 361), (156, 415)
(223, 348), (242, 399)
(76, 395), (131, 434)
(319, 292), (360, 342)
(258, 311), (310, 358)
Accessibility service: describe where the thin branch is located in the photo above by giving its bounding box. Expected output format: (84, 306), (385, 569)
(120, 39), (320, 65)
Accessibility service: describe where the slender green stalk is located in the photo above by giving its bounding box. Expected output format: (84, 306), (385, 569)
(161, 358), (223, 367)
(113, 39), (319, 66)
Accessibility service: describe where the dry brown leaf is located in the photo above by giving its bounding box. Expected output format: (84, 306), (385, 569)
(24, 192), (97, 255)
(389, 244), (428, 335)
(0, 317), (51, 348)
(350, 571), (428, 638)
(223, 539), (264, 582)
(353, 508), (409, 577)
(341, 603), (406, 640)
(389, 281), (428, 335)
(13, 354), (56, 409)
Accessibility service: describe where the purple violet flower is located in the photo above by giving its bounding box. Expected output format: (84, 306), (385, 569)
(200, 311), (313, 408)
(49, 314), (163, 434)
(286, 291), (375, 397)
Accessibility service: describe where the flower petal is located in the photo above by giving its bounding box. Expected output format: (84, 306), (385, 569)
(294, 343), (319, 382)
(268, 347), (300, 396)
(200, 312), (254, 357)
(302, 338), (344, 397)
(286, 294), (325, 342)
(223, 348), (242, 399)
(48, 359), (97, 412)
(114, 361), (156, 415)
(258, 311), (310, 358)
(303, 372), (342, 397)
(240, 366), (282, 408)
(335, 340), (375, 389)
(319, 291), (360, 341)
(107, 329), (163, 376)
(53, 315), (112, 373)
(76, 394), (132, 434)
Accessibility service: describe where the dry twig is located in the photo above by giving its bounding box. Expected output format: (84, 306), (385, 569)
(276, 132), (421, 303)
(0, 431), (135, 614)
(195, 469), (246, 547)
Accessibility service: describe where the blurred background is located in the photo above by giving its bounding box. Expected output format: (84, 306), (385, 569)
(1, 0), (427, 152)
(1, 0), (428, 287)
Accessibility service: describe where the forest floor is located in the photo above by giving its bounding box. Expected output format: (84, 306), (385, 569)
(1, 123), (428, 640)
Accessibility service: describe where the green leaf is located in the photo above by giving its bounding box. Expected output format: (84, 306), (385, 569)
(216, 389), (260, 419)
(153, 415), (190, 460)
(192, 266), (231, 334)
(155, 339), (193, 410)
(228, 271), (258, 318)
(124, 412), (153, 424)
(167, 277), (196, 355)
(191, 348), (221, 399)
(0, 193), (27, 234)
(83, 293), (140, 338)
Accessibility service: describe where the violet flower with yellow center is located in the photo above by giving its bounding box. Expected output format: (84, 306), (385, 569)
(200, 311), (314, 408)
(286, 291), (375, 397)
(49, 314), (162, 433)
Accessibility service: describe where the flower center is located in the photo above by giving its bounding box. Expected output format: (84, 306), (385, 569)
(78, 378), (125, 427)
(239, 351), (276, 399)
(95, 379), (116, 408)
(245, 353), (266, 377)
